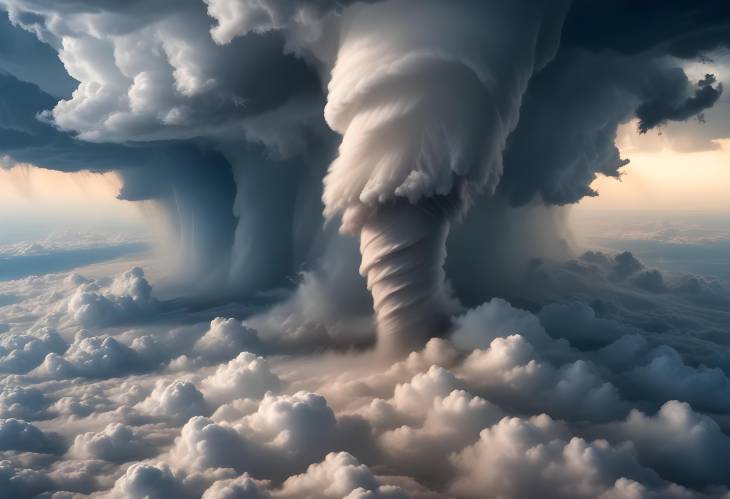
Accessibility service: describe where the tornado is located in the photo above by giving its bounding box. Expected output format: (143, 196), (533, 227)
(321, 0), (569, 352)
(359, 199), (456, 352)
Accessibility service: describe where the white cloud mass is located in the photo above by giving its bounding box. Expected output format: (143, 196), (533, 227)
(0, 256), (728, 497)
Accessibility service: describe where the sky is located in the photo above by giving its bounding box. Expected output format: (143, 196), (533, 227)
(0, 166), (146, 242)
(574, 51), (730, 217)
(581, 137), (730, 214)
(1, 1), (730, 499)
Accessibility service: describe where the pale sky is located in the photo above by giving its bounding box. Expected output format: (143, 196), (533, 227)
(575, 122), (730, 215)
(575, 53), (730, 216)
(1, 112), (729, 247)
(0, 165), (147, 244)
(2, 132), (729, 244)
(0, 165), (148, 219)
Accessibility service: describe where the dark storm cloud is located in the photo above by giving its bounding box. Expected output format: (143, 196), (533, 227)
(0, 71), (161, 172)
(0, 63), (332, 299)
(499, 54), (723, 206)
(563, 0), (730, 57)
(636, 73), (723, 132)
(1, 0), (727, 307)
(0, 14), (75, 97)
(0, 0), (359, 304)
(515, 250), (730, 370)
(1, 0), (322, 143)
(0, 70), (251, 291)
(0, 418), (64, 454)
(0, 3), (334, 297)
(494, 0), (730, 207)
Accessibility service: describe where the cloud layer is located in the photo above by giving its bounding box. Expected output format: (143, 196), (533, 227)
(0, 246), (728, 498)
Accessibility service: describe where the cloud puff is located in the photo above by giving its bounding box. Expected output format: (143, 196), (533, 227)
(603, 401), (730, 488)
(169, 390), (347, 482)
(204, 0), (332, 46)
(1, 0), (320, 143)
(70, 422), (156, 463)
(271, 451), (407, 499)
(626, 346), (730, 413)
(0, 418), (63, 454)
(450, 298), (556, 352)
(378, 366), (464, 426)
(378, 389), (502, 481)
(0, 460), (51, 499)
(35, 333), (139, 379)
(202, 472), (269, 499)
(170, 415), (253, 473)
(0, 329), (67, 374)
(242, 391), (337, 459)
(136, 379), (209, 424)
(201, 352), (282, 406)
(0, 386), (51, 420)
(194, 318), (261, 362)
(448, 414), (667, 499)
(66, 267), (157, 328)
(459, 335), (627, 422)
(539, 302), (626, 350)
(108, 462), (193, 499)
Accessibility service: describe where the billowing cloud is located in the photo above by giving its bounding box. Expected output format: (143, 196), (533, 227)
(136, 379), (209, 424)
(0, 386), (51, 420)
(269, 451), (407, 499)
(70, 422), (156, 463)
(0, 329), (66, 374)
(1, 0), (320, 143)
(66, 267), (156, 328)
(1, 0), (727, 309)
(0, 256), (728, 497)
(194, 319), (261, 362)
(602, 401), (730, 489)
(107, 462), (193, 499)
(448, 415), (663, 499)
(0, 418), (63, 453)
(319, 0), (570, 351)
(201, 352), (281, 405)
(498, 51), (723, 206)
